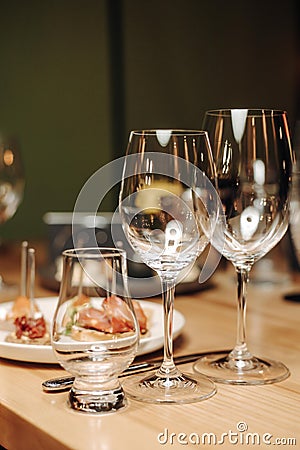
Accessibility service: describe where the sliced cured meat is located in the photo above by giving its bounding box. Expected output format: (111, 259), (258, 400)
(132, 300), (148, 334)
(72, 294), (90, 307)
(66, 295), (148, 335)
(76, 307), (112, 333)
(102, 296), (134, 333)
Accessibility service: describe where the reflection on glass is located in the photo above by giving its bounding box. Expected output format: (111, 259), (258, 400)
(194, 109), (293, 385)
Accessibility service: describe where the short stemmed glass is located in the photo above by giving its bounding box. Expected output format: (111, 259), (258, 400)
(51, 248), (139, 413)
(194, 109), (293, 384)
(119, 130), (220, 403)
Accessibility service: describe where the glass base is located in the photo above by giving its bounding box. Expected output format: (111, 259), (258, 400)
(122, 371), (216, 404)
(68, 385), (127, 414)
(193, 352), (290, 385)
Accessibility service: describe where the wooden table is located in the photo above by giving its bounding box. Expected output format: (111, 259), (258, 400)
(0, 242), (299, 449)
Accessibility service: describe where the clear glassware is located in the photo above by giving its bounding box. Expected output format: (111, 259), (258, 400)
(290, 170), (300, 264)
(0, 136), (24, 298)
(51, 248), (139, 413)
(194, 109), (294, 384)
(287, 119), (300, 284)
(119, 129), (220, 403)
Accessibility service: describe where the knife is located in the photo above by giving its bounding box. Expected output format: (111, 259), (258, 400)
(42, 350), (228, 392)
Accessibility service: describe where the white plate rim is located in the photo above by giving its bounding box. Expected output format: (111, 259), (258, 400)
(0, 297), (185, 364)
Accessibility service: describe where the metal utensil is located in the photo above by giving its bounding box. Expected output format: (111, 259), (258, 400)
(42, 350), (228, 392)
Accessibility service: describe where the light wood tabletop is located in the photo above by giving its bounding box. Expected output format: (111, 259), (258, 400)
(0, 242), (299, 449)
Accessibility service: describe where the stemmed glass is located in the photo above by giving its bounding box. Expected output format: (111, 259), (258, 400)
(119, 129), (220, 403)
(194, 109), (293, 384)
(51, 248), (139, 413)
(290, 173), (300, 255)
(0, 136), (24, 297)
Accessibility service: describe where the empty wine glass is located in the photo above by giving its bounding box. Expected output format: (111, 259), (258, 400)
(287, 119), (300, 278)
(0, 136), (24, 297)
(289, 170), (300, 264)
(194, 109), (294, 384)
(51, 248), (139, 413)
(119, 130), (221, 403)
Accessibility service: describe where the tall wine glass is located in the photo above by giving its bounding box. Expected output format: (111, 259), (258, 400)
(0, 136), (24, 297)
(194, 109), (293, 384)
(119, 129), (220, 403)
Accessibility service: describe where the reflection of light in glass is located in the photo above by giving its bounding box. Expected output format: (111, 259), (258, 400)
(145, 158), (153, 185)
(156, 130), (172, 147)
(3, 149), (14, 166)
(231, 109), (248, 144)
(145, 158), (153, 173)
(253, 159), (265, 185)
(165, 220), (183, 254)
(221, 140), (232, 175)
(240, 206), (260, 240)
(254, 197), (267, 209)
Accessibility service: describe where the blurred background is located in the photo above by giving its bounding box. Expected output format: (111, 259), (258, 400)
(0, 0), (298, 241)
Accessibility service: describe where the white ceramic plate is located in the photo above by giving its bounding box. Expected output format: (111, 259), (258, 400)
(0, 297), (185, 364)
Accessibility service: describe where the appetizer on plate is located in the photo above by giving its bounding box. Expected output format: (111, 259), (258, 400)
(62, 294), (148, 342)
(4, 244), (50, 345)
(5, 313), (50, 345)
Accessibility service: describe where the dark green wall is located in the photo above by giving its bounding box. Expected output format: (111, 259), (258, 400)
(0, 0), (112, 240)
(0, 0), (298, 240)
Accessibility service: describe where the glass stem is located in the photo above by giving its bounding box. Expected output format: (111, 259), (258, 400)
(157, 276), (181, 378)
(228, 266), (253, 366)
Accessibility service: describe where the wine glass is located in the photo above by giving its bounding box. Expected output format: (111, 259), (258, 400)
(119, 129), (220, 403)
(289, 119), (300, 268)
(51, 247), (139, 413)
(194, 109), (293, 384)
(0, 136), (24, 297)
